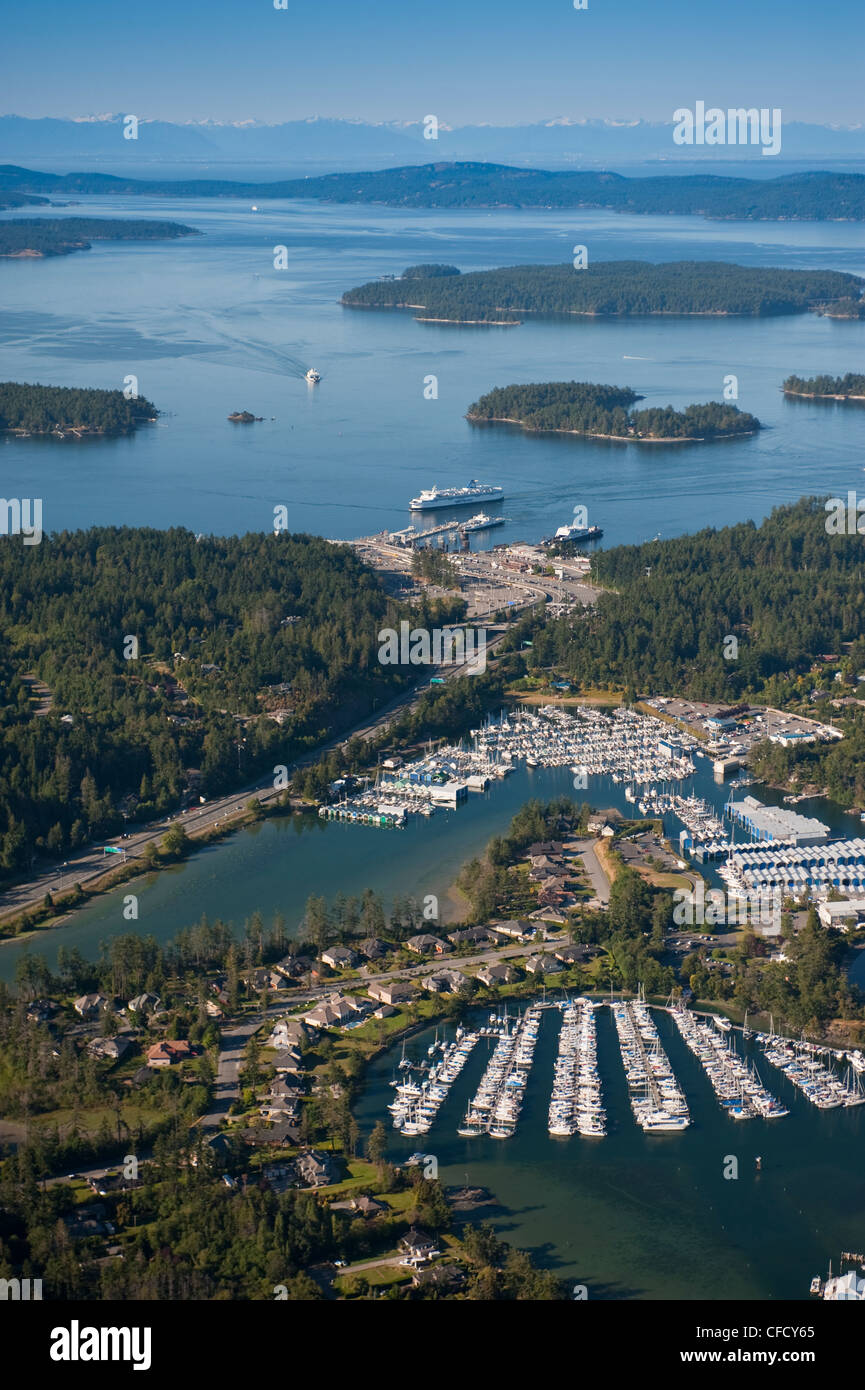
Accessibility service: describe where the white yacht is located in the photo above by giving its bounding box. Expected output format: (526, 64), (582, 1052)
(305, 368), (321, 384)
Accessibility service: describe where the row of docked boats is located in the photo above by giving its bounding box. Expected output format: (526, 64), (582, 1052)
(388, 1029), (481, 1134)
(758, 1036), (865, 1109)
(670, 1007), (788, 1119)
(548, 998), (606, 1137)
(458, 1005), (542, 1138)
(612, 995), (691, 1131)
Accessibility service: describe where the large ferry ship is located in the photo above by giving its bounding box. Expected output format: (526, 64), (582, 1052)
(410, 480), (503, 511)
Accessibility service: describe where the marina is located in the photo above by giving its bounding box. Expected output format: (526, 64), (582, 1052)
(758, 1034), (865, 1110)
(389, 1027), (481, 1135)
(356, 1000), (865, 1298)
(548, 997), (606, 1137)
(458, 1004), (542, 1138)
(670, 1006), (788, 1120)
(611, 994), (690, 1132)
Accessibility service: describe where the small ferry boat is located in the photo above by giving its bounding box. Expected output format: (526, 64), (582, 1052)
(305, 368), (321, 383)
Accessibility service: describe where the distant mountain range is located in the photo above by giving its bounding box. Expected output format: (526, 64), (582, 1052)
(1, 114), (864, 168)
(2, 162), (864, 222)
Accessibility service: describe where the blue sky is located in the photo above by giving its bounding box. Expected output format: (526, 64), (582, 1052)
(4, 0), (864, 125)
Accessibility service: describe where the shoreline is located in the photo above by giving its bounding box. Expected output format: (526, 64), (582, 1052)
(783, 389), (865, 401)
(465, 413), (760, 443)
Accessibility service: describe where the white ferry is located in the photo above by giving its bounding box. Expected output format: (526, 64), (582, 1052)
(410, 480), (504, 511)
(305, 368), (321, 384)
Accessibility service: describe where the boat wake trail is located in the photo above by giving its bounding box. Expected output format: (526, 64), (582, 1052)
(181, 310), (312, 379)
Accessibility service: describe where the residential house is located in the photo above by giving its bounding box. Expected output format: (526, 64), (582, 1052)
(294, 1149), (337, 1188)
(127, 993), (162, 1016)
(398, 1227), (440, 1266)
(447, 926), (494, 947)
(146, 1039), (196, 1068)
(271, 1046), (304, 1073)
(525, 953), (560, 976)
(321, 945), (360, 971)
(303, 993), (367, 1029)
(356, 937), (389, 962)
(475, 962), (520, 987)
(406, 933), (452, 955)
(25, 999), (57, 1024)
(268, 1017), (315, 1051)
(490, 920), (535, 941)
(412, 1264), (466, 1291)
(422, 969), (469, 994)
(87, 1036), (134, 1063)
(553, 944), (592, 965)
(330, 1193), (389, 1217)
(366, 980), (415, 1007)
(73, 993), (109, 1019)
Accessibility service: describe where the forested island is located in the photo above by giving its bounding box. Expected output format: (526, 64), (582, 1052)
(0, 528), (460, 881)
(783, 372), (865, 400)
(2, 162), (864, 222)
(0, 217), (198, 258)
(467, 382), (760, 441)
(0, 383), (158, 435)
(343, 261), (864, 323)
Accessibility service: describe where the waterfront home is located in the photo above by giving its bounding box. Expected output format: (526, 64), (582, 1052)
(406, 933), (452, 955)
(146, 1039), (195, 1068)
(526, 841), (564, 857)
(367, 980), (415, 1006)
(73, 993), (109, 1018)
(399, 1227), (441, 1267)
(321, 945), (360, 970)
(476, 962), (520, 987)
(422, 969), (469, 993)
(374, 1004), (397, 1018)
(87, 1036), (134, 1063)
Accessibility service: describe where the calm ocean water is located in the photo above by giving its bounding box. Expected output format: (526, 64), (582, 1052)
(1, 196), (864, 548)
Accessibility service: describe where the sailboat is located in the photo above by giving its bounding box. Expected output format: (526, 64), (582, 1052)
(742, 1009), (753, 1042)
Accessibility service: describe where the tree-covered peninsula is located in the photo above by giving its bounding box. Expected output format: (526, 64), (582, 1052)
(783, 372), (865, 400)
(342, 261), (863, 323)
(467, 382), (761, 441)
(4, 162), (865, 222)
(0, 216), (198, 258)
(0, 528), (437, 881)
(0, 383), (158, 435)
